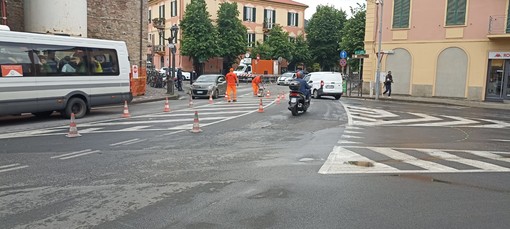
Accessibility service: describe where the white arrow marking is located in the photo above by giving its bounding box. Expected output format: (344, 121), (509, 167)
(355, 113), (441, 126)
(468, 119), (510, 128)
(408, 115), (479, 127)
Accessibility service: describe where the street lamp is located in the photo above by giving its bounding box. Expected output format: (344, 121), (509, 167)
(166, 24), (179, 95)
(375, 0), (384, 100)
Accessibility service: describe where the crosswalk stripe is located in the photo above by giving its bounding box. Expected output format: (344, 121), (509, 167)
(110, 139), (140, 146)
(342, 135), (362, 139)
(344, 130), (361, 134)
(337, 140), (361, 144)
(320, 146), (510, 174)
(418, 149), (510, 171)
(0, 163), (22, 169)
(318, 146), (399, 174)
(369, 147), (458, 172)
(460, 150), (510, 163)
(78, 128), (104, 133)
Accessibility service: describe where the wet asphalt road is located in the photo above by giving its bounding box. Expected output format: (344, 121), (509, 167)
(0, 84), (509, 228)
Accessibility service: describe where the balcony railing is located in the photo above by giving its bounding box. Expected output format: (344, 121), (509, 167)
(152, 18), (165, 30)
(153, 45), (165, 55)
(488, 15), (509, 35)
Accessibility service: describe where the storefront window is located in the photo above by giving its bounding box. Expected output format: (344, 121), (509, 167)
(487, 59), (504, 97)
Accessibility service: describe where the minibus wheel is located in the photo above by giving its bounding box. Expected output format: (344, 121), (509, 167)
(63, 97), (87, 119)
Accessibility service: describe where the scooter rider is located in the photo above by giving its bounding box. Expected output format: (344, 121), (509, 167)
(295, 71), (311, 100)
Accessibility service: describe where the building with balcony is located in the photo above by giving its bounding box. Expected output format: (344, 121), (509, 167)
(364, 0), (510, 102)
(148, 0), (307, 74)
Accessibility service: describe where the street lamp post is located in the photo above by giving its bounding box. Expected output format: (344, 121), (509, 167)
(375, 0), (384, 100)
(167, 24), (179, 95)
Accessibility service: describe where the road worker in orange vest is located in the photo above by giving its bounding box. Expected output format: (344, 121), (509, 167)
(225, 68), (239, 102)
(252, 75), (262, 96)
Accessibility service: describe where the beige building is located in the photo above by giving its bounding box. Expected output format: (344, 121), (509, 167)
(364, 0), (510, 102)
(148, 0), (307, 73)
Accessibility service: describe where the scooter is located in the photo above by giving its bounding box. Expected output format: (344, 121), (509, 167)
(287, 81), (310, 116)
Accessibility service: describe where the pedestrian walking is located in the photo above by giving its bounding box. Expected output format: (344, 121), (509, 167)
(383, 71), (393, 97)
(225, 68), (239, 102)
(176, 68), (183, 91)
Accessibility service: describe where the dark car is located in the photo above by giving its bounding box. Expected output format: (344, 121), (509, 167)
(190, 74), (227, 99)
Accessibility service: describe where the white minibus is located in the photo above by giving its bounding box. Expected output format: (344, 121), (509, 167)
(0, 29), (132, 118)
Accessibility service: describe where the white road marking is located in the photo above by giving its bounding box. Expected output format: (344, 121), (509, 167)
(418, 149), (510, 172)
(408, 115), (479, 127)
(351, 116), (378, 122)
(342, 135), (362, 139)
(110, 139), (140, 146)
(51, 149), (94, 159)
(318, 146), (399, 174)
(337, 140), (361, 144)
(119, 138), (147, 146)
(490, 139), (510, 142)
(369, 147), (457, 172)
(59, 150), (101, 160)
(0, 163), (29, 173)
(470, 119), (510, 128)
(77, 128), (104, 133)
(344, 130), (361, 134)
(320, 146), (510, 174)
(119, 126), (151, 131)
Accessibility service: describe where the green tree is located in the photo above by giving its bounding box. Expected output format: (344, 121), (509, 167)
(264, 24), (294, 61)
(340, 3), (366, 73)
(180, 0), (218, 75)
(289, 34), (311, 71)
(216, 2), (248, 69)
(306, 5), (347, 70)
(251, 41), (271, 60)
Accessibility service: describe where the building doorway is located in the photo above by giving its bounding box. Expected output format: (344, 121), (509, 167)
(486, 59), (510, 101)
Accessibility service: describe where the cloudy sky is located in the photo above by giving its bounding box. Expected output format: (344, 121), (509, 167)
(294, 0), (365, 19)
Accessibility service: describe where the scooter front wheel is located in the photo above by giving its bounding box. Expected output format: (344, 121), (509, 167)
(291, 105), (298, 116)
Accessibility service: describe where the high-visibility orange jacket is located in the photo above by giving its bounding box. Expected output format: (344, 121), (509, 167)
(252, 75), (261, 85)
(226, 72), (238, 86)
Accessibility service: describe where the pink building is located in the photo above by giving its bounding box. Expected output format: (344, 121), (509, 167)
(364, 0), (510, 101)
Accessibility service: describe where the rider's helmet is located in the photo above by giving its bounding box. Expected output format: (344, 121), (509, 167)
(296, 71), (302, 78)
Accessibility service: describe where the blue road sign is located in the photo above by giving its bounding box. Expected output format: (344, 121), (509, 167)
(340, 50), (347, 59)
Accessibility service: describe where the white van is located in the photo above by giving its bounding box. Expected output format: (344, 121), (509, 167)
(0, 29), (132, 118)
(307, 72), (343, 100)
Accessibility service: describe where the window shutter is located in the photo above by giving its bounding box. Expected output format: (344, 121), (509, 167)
(456, 0), (466, 25)
(287, 13), (291, 26)
(253, 8), (257, 22)
(272, 10), (276, 24)
(506, 2), (510, 33)
(149, 10), (151, 23)
(264, 9), (267, 26)
(296, 14), (299, 26)
(446, 0), (456, 25)
(402, 0), (410, 28)
(392, 0), (402, 28)
(244, 7), (247, 21)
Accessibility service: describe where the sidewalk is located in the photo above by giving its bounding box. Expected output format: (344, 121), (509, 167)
(133, 83), (510, 111)
(132, 82), (191, 104)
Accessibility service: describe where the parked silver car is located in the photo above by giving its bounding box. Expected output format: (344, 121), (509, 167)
(190, 74), (227, 99)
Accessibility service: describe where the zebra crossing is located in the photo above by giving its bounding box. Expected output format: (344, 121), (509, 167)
(319, 146), (510, 174)
(0, 94), (278, 140)
(343, 104), (510, 128)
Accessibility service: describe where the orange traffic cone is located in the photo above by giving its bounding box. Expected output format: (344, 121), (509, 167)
(208, 93), (214, 104)
(280, 92), (286, 100)
(266, 90), (271, 98)
(188, 94), (194, 108)
(164, 97), (171, 112)
(258, 98), (264, 113)
(66, 113), (81, 138)
(122, 101), (130, 118)
(190, 110), (202, 133)
(276, 94), (281, 104)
